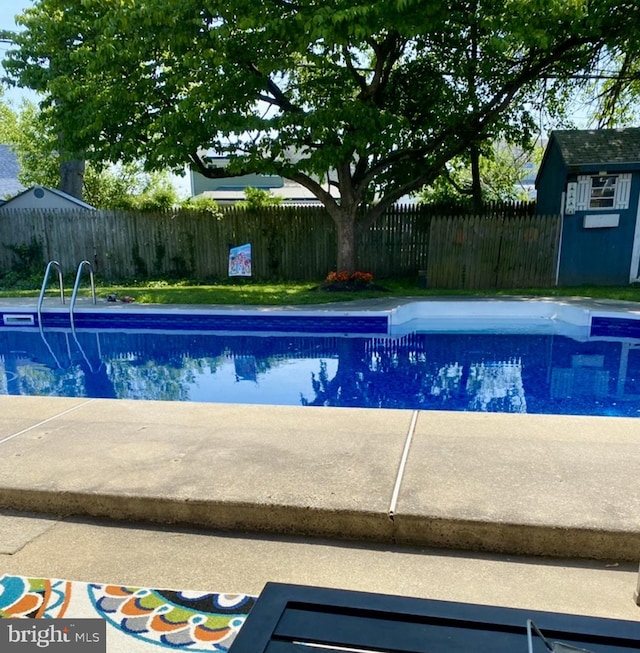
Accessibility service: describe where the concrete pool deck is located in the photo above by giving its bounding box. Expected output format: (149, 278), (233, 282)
(1, 295), (640, 623)
(1, 396), (640, 624)
(0, 396), (638, 562)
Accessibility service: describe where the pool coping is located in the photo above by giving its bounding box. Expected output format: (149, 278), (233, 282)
(1, 296), (640, 561)
(2, 295), (640, 338)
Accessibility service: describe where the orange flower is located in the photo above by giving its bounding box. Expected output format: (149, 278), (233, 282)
(324, 270), (374, 285)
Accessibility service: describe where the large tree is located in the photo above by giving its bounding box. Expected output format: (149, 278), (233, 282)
(0, 95), (180, 208)
(4, 0), (640, 271)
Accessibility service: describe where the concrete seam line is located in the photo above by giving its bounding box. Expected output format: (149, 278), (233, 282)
(388, 409), (419, 520)
(0, 399), (97, 446)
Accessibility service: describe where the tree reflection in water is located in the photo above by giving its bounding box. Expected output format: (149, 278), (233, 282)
(0, 329), (639, 416)
(301, 337), (527, 413)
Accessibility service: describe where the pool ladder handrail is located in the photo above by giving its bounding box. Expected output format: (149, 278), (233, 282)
(37, 260), (66, 369)
(69, 259), (97, 330)
(37, 260), (100, 372)
(37, 260), (65, 319)
(69, 260), (99, 373)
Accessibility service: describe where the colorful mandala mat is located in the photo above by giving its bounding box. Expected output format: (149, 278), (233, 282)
(0, 574), (256, 652)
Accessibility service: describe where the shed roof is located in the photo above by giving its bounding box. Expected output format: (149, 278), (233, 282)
(552, 127), (640, 167)
(0, 185), (95, 210)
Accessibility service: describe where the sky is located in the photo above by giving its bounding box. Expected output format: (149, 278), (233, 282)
(0, 0), (36, 105)
(0, 0), (193, 196)
(0, 0), (31, 35)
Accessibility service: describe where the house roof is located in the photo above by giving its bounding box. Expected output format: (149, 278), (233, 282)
(0, 144), (25, 199)
(552, 127), (640, 167)
(0, 185), (95, 210)
(199, 177), (340, 205)
(42, 187), (96, 209)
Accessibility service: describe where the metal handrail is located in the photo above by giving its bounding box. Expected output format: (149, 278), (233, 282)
(37, 260), (66, 369)
(36, 260), (100, 371)
(69, 260), (96, 325)
(69, 260), (97, 372)
(37, 260), (65, 318)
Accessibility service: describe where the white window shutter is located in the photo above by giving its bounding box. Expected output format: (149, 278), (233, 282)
(575, 176), (590, 211)
(614, 173), (632, 209)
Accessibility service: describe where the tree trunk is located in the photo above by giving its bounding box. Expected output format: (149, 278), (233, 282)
(470, 143), (483, 211)
(334, 212), (357, 272)
(60, 158), (85, 200)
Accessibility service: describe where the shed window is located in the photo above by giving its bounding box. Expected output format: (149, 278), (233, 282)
(589, 175), (617, 208)
(576, 173), (631, 211)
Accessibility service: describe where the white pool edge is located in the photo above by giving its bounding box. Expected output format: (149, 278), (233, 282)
(2, 297), (640, 340)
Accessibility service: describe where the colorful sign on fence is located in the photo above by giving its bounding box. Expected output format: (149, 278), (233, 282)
(228, 243), (252, 277)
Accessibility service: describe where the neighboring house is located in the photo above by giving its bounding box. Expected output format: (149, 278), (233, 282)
(0, 145), (25, 201)
(190, 155), (340, 205)
(536, 127), (640, 285)
(518, 160), (540, 200)
(0, 186), (95, 210)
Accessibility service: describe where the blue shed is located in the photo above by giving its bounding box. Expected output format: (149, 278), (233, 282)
(536, 128), (640, 285)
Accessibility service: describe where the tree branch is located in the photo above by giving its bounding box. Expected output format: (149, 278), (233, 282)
(442, 166), (473, 196)
(596, 51), (638, 127)
(188, 151), (211, 177)
(342, 46), (368, 95)
(361, 33), (602, 192)
(188, 151), (261, 179)
(288, 170), (341, 216)
(248, 63), (302, 113)
(190, 149), (342, 218)
(361, 33), (405, 104)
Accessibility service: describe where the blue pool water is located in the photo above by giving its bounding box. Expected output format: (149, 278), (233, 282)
(1, 325), (639, 417)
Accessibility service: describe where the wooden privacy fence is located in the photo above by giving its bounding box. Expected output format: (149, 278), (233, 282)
(0, 203), (560, 288)
(426, 213), (561, 288)
(0, 206), (336, 281)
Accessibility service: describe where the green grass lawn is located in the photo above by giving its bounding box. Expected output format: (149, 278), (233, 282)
(2, 277), (640, 306)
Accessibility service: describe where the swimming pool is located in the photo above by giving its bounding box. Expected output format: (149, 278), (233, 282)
(1, 298), (639, 417)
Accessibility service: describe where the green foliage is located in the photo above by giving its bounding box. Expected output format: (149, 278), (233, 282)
(86, 165), (179, 210)
(4, 0), (640, 269)
(236, 187), (283, 210)
(9, 100), (59, 189)
(0, 89), (19, 145)
(108, 180), (179, 211)
(418, 143), (541, 204)
(2, 237), (44, 284)
(589, 52), (640, 127)
(180, 194), (222, 216)
(0, 96), (180, 207)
